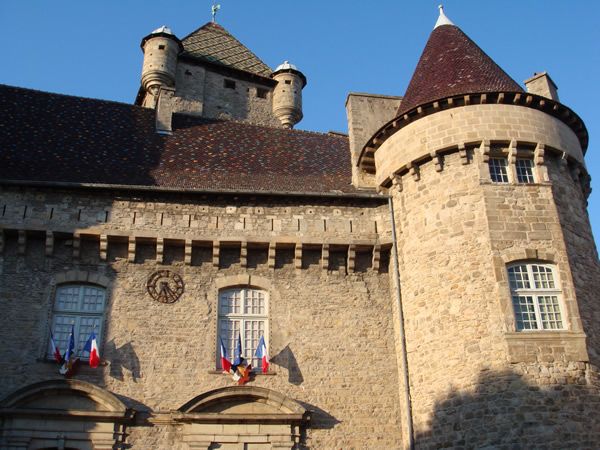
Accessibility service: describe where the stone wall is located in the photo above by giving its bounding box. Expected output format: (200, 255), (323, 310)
(173, 62), (281, 127)
(0, 187), (402, 449)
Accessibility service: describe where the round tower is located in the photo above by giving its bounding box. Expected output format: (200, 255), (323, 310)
(140, 26), (183, 99)
(361, 7), (600, 449)
(271, 61), (306, 129)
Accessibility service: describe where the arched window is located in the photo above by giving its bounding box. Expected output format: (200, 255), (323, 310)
(49, 284), (106, 359)
(218, 287), (268, 370)
(508, 262), (564, 330)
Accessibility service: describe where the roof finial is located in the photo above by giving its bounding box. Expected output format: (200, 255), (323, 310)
(434, 4), (455, 29)
(211, 3), (221, 23)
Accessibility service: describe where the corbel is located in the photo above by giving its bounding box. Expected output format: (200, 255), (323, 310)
(534, 143), (545, 166)
(372, 244), (381, 272)
(348, 244), (356, 273)
(17, 230), (26, 255)
(513, 93), (522, 104)
(128, 236), (136, 263)
(479, 140), (491, 162)
(408, 163), (420, 181)
(322, 244), (330, 271)
(481, 93), (488, 104)
(570, 164), (582, 183)
(45, 230), (54, 257)
(212, 241), (220, 268)
(72, 232), (80, 260)
(497, 93), (505, 104)
(294, 243), (302, 270)
(99, 234), (108, 261)
(391, 173), (403, 192)
(559, 152), (569, 172)
(458, 142), (469, 165)
(184, 239), (192, 265)
(464, 94), (471, 105)
(431, 151), (443, 172)
(240, 241), (248, 268)
(268, 242), (276, 269)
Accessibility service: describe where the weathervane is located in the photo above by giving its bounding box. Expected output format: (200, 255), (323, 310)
(211, 3), (221, 23)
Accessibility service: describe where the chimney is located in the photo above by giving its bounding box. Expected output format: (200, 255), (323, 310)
(524, 72), (559, 101)
(155, 86), (175, 134)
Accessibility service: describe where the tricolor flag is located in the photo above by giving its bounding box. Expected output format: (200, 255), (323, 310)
(254, 335), (269, 374)
(49, 328), (62, 364)
(59, 325), (77, 377)
(231, 333), (252, 385)
(219, 337), (232, 373)
(83, 331), (100, 368)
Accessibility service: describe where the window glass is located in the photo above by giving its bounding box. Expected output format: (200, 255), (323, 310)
(516, 159), (535, 183)
(489, 157), (509, 183)
(218, 288), (267, 370)
(50, 284), (105, 359)
(507, 263), (563, 331)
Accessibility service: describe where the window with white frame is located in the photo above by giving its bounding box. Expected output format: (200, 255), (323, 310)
(218, 287), (268, 370)
(49, 284), (106, 359)
(508, 263), (564, 331)
(515, 158), (535, 183)
(489, 157), (509, 183)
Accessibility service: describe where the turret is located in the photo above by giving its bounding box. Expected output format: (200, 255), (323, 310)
(271, 61), (306, 129)
(140, 26), (183, 106)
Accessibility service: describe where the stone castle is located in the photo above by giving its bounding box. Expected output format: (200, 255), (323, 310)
(0, 7), (599, 450)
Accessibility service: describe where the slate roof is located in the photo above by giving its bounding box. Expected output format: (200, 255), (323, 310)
(0, 84), (359, 195)
(397, 23), (523, 116)
(180, 22), (272, 78)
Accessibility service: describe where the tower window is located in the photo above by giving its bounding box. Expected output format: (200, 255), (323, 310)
(516, 159), (535, 183)
(224, 79), (236, 90)
(256, 88), (268, 99)
(489, 157), (509, 183)
(284, 80), (292, 85)
(218, 287), (268, 370)
(158, 45), (165, 50)
(508, 263), (564, 331)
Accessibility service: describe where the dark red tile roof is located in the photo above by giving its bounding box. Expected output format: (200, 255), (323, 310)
(397, 24), (523, 116)
(0, 84), (359, 195)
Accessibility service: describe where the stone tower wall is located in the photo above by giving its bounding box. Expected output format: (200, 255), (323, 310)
(379, 105), (600, 448)
(141, 35), (179, 103)
(272, 72), (303, 128)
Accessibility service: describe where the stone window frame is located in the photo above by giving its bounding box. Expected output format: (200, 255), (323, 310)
(45, 270), (111, 362)
(507, 262), (565, 331)
(212, 275), (275, 374)
(495, 251), (588, 363)
(481, 140), (545, 185)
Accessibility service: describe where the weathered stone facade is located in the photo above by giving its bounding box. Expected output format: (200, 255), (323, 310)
(1, 8), (599, 450)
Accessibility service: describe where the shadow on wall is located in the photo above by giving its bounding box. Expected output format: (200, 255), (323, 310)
(414, 368), (600, 449)
(271, 345), (304, 385)
(106, 340), (141, 382)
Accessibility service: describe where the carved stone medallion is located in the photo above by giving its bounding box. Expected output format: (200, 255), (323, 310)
(146, 270), (184, 304)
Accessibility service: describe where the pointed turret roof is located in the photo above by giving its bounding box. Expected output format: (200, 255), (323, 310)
(397, 8), (523, 116)
(180, 22), (272, 78)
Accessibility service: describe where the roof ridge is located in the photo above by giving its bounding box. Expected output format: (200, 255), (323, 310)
(0, 83), (149, 111)
(172, 111), (348, 139)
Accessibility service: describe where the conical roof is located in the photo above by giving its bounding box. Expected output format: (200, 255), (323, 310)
(397, 17), (523, 116)
(180, 22), (272, 78)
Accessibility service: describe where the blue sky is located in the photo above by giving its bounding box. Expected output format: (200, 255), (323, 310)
(2, 1), (599, 242)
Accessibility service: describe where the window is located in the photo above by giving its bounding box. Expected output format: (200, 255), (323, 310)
(49, 284), (106, 359)
(218, 288), (268, 370)
(224, 79), (236, 90)
(515, 158), (535, 183)
(508, 263), (564, 331)
(256, 88), (268, 99)
(489, 157), (509, 183)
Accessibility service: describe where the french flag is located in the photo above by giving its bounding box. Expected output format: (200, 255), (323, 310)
(49, 329), (62, 364)
(83, 331), (100, 368)
(219, 337), (232, 373)
(254, 335), (269, 374)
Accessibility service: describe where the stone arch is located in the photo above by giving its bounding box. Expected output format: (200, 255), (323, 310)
(174, 386), (308, 450)
(0, 380), (133, 450)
